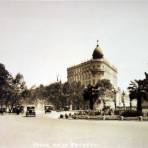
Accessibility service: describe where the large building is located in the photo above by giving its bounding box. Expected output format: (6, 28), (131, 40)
(67, 41), (118, 88)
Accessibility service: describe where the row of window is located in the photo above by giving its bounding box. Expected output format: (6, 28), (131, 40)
(68, 63), (102, 76)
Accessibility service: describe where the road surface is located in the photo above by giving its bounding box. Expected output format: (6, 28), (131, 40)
(0, 112), (148, 148)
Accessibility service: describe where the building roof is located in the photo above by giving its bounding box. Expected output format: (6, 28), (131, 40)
(67, 58), (117, 73)
(67, 41), (117, 72)
(92, 43), (103, 59)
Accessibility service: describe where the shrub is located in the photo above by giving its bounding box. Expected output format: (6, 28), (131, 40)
(60, 114), (64, 118)
(94, 111), (101, 115)
(121, 110), (142, 117)
(114, 110), (120, 115)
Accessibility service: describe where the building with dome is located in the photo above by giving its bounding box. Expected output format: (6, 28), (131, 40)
(67, 41), (118, 88)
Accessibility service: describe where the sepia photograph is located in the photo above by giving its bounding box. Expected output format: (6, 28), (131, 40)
(0, 0), (148, 148)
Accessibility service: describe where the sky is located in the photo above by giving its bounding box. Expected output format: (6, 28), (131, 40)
(0, 0), (148, 90)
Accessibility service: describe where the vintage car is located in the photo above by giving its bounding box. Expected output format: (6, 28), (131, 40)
(44, 105), (54, 113)
(63, 106), (70, 111)
(11, 106), (24, 114)
(11, 106), (17, 113)
(0, 107), (5, 114)
(26, 106), (36, 117)
(19, 106), (24, 113)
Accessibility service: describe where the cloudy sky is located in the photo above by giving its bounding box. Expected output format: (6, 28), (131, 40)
(0, 0), (148, 89)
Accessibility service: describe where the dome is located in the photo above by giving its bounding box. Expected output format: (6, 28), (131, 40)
(92, 44), (104, 59)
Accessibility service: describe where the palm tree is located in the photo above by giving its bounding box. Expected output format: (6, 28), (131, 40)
(83, 79), (113, 110)
(83, 84), (94, 110)
(128, 72), (148, 115)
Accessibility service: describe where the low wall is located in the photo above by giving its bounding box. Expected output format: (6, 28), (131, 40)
(70, 115), (148, 121)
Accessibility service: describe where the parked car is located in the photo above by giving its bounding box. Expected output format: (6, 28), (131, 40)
(0, 108), (5, 114)
(2, 107), (6, 113)
(26, 106), (36, 117)
(63, 106), (70, 111)
(11, 106), (24, 114)
(44, 105), (54, 113)
(12, 106), (17, 113)
(19, 106), (24, 113)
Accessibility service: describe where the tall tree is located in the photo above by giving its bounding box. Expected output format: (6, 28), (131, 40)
(62, 81), (84, 110)
(83, 79), (113, 110)
(128, 72), (148, 115)
(10, 73), (27, 106)
(46, 82), (62, 109)
(0, 63), (12, 106)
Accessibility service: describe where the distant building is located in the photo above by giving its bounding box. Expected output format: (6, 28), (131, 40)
(67, 41), (118, 88)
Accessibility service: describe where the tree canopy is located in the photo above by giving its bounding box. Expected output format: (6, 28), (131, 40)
(0, 63), (28, 107)
(83, 79), (113, 110)
(128, 72), (148, 114)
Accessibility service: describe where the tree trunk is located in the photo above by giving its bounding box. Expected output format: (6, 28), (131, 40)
(130, 100), (132, 110)
(137, 96), (142, 115)
(114, 99), (116, 110)
(89, 98), (94, 110)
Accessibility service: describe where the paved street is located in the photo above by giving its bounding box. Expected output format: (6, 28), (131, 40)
(0, 112), (148, 148)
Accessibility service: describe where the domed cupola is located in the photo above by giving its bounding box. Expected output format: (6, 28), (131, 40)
(92, 40), (104, 59)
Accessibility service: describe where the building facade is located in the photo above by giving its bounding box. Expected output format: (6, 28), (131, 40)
(67, 41), (118, 88)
